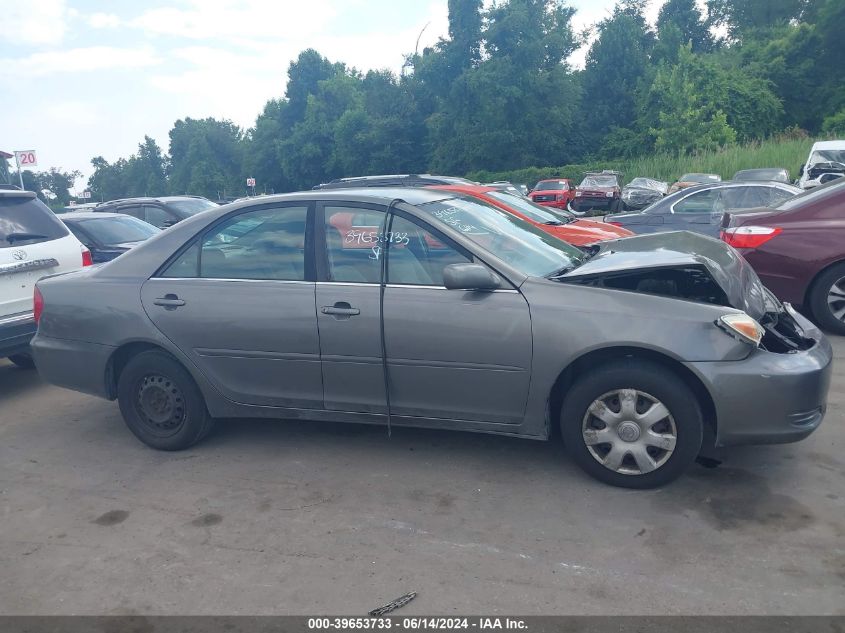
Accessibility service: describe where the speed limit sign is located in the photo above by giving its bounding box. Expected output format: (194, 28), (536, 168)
(15, 150), (38, 168)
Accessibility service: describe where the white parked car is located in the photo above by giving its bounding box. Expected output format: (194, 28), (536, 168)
(797, 140), (845, 189)
(1, 187), (91, 368)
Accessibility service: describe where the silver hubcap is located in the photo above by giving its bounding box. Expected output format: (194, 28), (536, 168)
(582, 389), (677, 476)
(827, 276), (845, 323)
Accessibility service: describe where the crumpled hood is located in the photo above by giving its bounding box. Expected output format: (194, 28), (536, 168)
(558, 231), (771, 320)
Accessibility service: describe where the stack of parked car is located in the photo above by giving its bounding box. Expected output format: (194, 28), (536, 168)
(3, 152), (842, 490)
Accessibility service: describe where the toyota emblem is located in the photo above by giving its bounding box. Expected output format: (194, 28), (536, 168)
(12, 250), (27, 261)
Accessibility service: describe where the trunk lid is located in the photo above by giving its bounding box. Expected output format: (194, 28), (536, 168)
(558, 231), (770, 320)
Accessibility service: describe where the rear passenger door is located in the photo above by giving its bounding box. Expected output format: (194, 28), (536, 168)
(141, 202), (322, 409)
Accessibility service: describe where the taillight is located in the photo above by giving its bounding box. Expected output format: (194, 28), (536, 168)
(81, 245), (93, 267)
(607, 221), (623, 227)
(34, 286), (44, 324)
(721, 226), (782, 249)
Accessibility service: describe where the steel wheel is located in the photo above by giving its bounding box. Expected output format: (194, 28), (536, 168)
(134, 373), (186, 437)
(826, 276), (845, 323)
(581, 388), (677, 476)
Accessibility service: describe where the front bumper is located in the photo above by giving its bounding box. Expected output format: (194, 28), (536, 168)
(572, 197), (615, 210)
(0, 312), (36, 358)
(531, 198), (569, 209)
(686, 313), (833, 447)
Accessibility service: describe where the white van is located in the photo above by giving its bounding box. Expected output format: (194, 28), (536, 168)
(797, 140), (845, 189)
(1, 187), (91, 368)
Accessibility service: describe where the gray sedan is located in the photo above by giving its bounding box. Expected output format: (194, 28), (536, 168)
(31, 188), (832, 488)
(606, 181), (800, 238)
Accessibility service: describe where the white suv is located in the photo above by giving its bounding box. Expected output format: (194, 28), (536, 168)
(1, 187), (91, 368)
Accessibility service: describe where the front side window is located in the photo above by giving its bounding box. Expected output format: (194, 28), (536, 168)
(416, 195), (585, 277)
(386, 215), (470, 286)
(160, 205), (308, 281)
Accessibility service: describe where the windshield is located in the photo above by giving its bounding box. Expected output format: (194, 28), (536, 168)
(579, 176), (617, 188)
(777, 178), (845, 211)
(808, 149), (845, 166)
(486, 191), (571, 224)
(679, 173), (720, 183)
(167, 198), (218, 216)
(417, 196), (585, 277)
(76, 216), (160, 245)
(628, 178), (666, 192)
(1, 195), (69, 247)
(534, 181), (567, 191)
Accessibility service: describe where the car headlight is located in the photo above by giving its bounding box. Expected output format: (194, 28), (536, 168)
(575, 191), (582, 196)
(716, 313), (764, 346)
(605, 191), (614, 197)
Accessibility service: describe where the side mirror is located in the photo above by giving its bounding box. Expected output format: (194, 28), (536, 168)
(443, 263), (501, 291)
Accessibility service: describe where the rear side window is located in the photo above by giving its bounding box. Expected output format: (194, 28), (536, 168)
(0, 196), (69, 248)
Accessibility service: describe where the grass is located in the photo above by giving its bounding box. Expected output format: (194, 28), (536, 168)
(466, 135), (826, 187)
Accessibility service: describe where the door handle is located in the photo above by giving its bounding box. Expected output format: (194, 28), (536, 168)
(321, 302), (360, 317)
(153, 294), (186, 309)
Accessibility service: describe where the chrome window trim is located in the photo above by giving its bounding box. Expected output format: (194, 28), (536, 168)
(0, 311), (34, 327)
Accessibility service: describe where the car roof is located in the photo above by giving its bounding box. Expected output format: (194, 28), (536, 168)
(428, 184), (497, 195)
(537, 178), (570, 182)
(223, 187), (459, 207)
(314, 174), (476, 189)
(97, 195), (207, 207)
(670, 180), (800, 195)
(60, 212), (129, 220)
(0, 187), (36, 199)
(811, 140), (845, 150)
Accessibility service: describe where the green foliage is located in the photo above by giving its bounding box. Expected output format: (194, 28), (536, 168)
(21, 168), (81, 206)
(168, 118), (244, 198)
(822, 110), (845, 135)
(467, 135), (822, 188)
(85, 0), (843, 200)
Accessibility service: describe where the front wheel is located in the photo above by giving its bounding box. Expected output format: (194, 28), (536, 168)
(808, 263), (845, 336)
(117, 350), (213, 450)
(560, 360), (703, 488)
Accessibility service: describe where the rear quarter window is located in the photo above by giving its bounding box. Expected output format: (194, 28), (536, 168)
(0, 196), (69, 248)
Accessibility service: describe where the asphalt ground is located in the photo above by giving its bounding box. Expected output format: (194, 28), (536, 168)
(1, 336), (843, 615)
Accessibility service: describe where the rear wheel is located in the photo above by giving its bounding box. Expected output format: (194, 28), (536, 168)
(560, 360), (703, 488)
(808, 262), (845, 336)
(117, 350), (213, 450)
(8, 354), (35, 370)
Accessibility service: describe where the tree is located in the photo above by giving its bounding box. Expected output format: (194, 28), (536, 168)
(22, 168), (81, 206)
(580, 2), (653, 152)
(169, 118), (244, 198)
(647, 46), (736, 153)
(656, 0), (714, 53)
(707, 0), (811, 39)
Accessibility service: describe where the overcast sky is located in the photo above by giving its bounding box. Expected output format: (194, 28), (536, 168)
(1, 0), (664, 192)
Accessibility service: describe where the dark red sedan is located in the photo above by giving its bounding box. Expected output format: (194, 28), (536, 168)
(721, 179), (845, 335)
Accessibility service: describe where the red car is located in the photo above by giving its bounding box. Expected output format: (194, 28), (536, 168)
(529, 179), (576, 210)
(430, 184), (633, 246)
(721, 179), (845, 335)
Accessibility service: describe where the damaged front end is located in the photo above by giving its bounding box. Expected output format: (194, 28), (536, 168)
(553, 232), (815, 354)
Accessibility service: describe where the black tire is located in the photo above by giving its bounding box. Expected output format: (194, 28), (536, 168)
(560, 359), (703, 489)
(808, 262), (845, 336)
(117, 350), (213, 450)
(8, 354), (36, 369)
